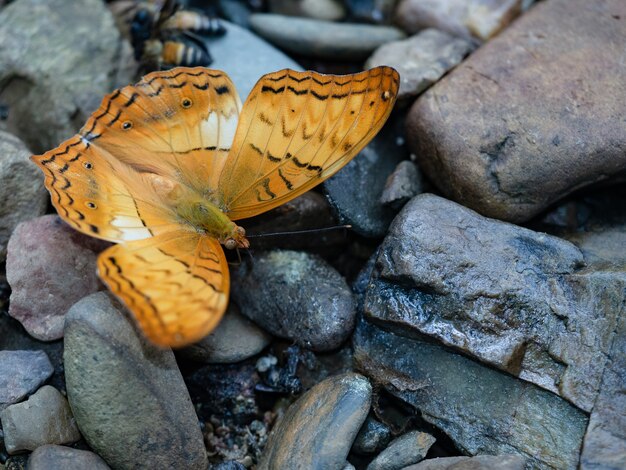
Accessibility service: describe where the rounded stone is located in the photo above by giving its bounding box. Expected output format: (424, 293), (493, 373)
(367, 431), (436, 470)
(0, 350), (53, 410)
(28, 445), (111, 470)
(63, 292), (207, 470)
(258, 372), (372, 469)
(232, 250), (356, 352)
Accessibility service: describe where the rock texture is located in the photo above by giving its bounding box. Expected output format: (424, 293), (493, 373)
(7, 215), (108, 341)
(407, 0), (626, 222)
(0, 131), (47, 261)
(64, 292), (207, 470)
(258, 373), (371, 469)
(352, 416), (392, 455)
(379, 161), (423, 210)
(28, 445), (111, 470)
(0, 385), (81, 453)
(0, 350), (53, 410)
(367, 431), (436, 470)
(395, 0), (523, 41)
(365, 194), (624, 412)
(249, 14), (405, 59)
(354, 319), (588, 469)
(405, 455), (527, 469)
(0, 0), (135, 153)
(366, 29), (473, 103)
(232, 250), (355, 351)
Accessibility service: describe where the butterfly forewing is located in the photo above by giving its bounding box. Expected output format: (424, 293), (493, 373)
(97, 230), (229, 348)
(217, 66), (400, 220)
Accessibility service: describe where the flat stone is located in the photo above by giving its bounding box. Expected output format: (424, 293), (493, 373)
(395, 0), (523, 41)
(7, 215), (109, 341)
(249, 13), (405, 60)
(379, 160), (423, 210)
(325, 113), (408, 238)
(258, 372), (371, 469)
(0, 350), (53, 410)
(179, 303), (271, 363)
(352, 416), (392, 455)
(64, 292), (207, 470)
(580, 312), (626, 470)
(354, 319), (589, 469)
(0, 0), (135, 153)
(206, 20), (302, 100)
(366, 29), (473, 103)
(367, 430), (435, 470)
(0, 385), (81, 453)
(405, 455), (527, 469)
(232, 250), (355, 352)
(28, 445), (111, 470)
(406, 0), (626, 223)
(366, 194), (624, 412)
(0, 131), (47, 261)
(269, 0), (346, 21)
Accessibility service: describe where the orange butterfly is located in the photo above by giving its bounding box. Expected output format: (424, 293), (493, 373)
(31, 66), (399, 348)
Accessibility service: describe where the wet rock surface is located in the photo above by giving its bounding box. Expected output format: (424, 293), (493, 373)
(0, 131), (47, 261)
(0, 385), (80, 453)
(367, 430), (436, 470)
(28, 445), (111, 470)
(258, 373), (371, 469)
(0, 0), (134, 153)
(354, 319), (589, 469)
(249, 14), (405, 60)
(407, 0), (626, 222)
(405, 455), (527, 469)
(7, 215), (108, 341)
(180, 304), (271, 364)
(0, 350), (53, 411)
(325, 114), (408, 238)
(366, 194), (624, 412)
(396, 0), (523, 41)
(64, 292), (207, 470)
(232, 250), (355, 352)
(366, 29), (473, 103)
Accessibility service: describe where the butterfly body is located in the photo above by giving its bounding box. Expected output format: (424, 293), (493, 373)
(32, 66), (399, 348)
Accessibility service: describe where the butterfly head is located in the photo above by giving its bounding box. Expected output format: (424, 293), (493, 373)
(221, 225), (249, 250)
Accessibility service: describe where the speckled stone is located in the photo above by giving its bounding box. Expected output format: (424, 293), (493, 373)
(258, 373), (372, 469)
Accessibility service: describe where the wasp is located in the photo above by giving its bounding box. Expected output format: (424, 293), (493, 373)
(108, 0), (225, 71)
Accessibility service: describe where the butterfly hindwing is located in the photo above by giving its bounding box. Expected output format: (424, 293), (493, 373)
(217, 66), (400, 220)
(97, 230), (229, 348)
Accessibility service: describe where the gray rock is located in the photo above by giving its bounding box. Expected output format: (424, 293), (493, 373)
(353, 319), (588, 469)
(404, 454), (527, 469)
(0, 385), (81, 453)
(218, 0), (253, 28)
(344, 0), (398, 23)
(0, 0), (135, 154)
(28, 445), (111, 470)
(232, 250), (355, 352)
(64, 292), (207, 470)
(258, 372), (371, 469)
(580, 311), (626, 470)
(206, 20), (302, 101)
(379, 161), (423, 210)
(180, 303), (271, 363)
(366, 29), (473, 103)
(366, 194), (624, 412)
(395, 0), (522, 41)
(0, 350), (53, 410)
(269, 0), (346, 21)
(367, 431), (435, 470)
(407, 0), (626, 223)
(0, 131), (47, 261)
(7, 215), (109, 341)
(325, 114), (408, 238)
(249, 14), (405, 60)
(353, 416), (392, 455)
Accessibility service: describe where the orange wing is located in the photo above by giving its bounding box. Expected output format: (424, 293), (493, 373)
(217, 66), (399, 220)
(97, 230), (229, 348)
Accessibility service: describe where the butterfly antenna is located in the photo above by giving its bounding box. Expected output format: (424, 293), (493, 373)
(246, 224), (352, 239)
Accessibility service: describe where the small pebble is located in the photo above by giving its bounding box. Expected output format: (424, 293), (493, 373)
(28, 445), (111, 470)
(352, 416), (392, 455)
(0, 350), (53, 410)
(367, 430), (436, 470)
(249, 13), (405, 60)
(379, 161), (423, 210)
(0, 385), (81, 453)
